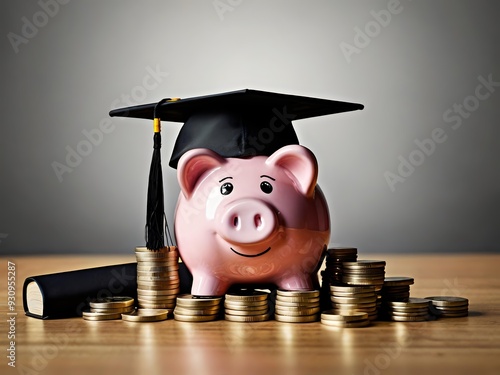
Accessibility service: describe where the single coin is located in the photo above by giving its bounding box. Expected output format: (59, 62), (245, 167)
(342, 260), (386, 268)
(224, 299), (269, 308)
(135, 246), (178, 253)
(138, 302), (176, 309)
(137, 296), (177, 303)
(432, 305), (469, 311)
(331, 296), (378, 304)
(90, 306), (135, 314)
(137, 287), (181, 295)
(438, 311), (469, 318)
(387, 298), (431, 308)
(276, 290), (320, 298)
(274, 307), (321, 316)
(225, 308), (269, 316)
(225, 313), (270, 322)
(174, 306), (220, 316)
(332, 291), (377, 298)
(82, 310), (122, 321)
(137, 269), (179, 277)
(320, 310), (368, 322)
(224, 302), (269, 311)
(388, 310), (429, 317)
(321, 319), (370, 328)
(176, 294), (222, 307)
(390, 315), (429, 322)
(137, 283), (180, 291)
(89, 296), (134, 309)
(135, 260), (179, 267)
(225, 291), (269, 302)
(331, 301), (377, 308)
(137, 265), (180, 273)
(383, 277), (414, 286)
(424, 296), (469, 307)
(274, 313), (319, 323)
(276, 296), (320, 303)
(121, 309), (169, 322)
(275, 300), (319, 308)
(174, 313), (219, 322)
(330, 285), (376, 293)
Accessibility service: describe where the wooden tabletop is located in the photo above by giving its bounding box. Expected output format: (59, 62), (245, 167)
(1, 253), (499, 375)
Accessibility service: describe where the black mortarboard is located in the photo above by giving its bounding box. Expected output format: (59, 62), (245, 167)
(109, 89), (364, 169)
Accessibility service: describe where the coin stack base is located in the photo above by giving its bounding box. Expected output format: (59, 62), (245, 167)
(385, 298), (431, 322)
(83, 296), (135, 321)
(224, 290), (270, 322)
(121, 308), (169, 322)
(329, 285), (378, 321)
(275, 290), (320, 323)
(321, 310), (370, 328)
(135, 246), (180, 310)
(425, 296), (469, 318)
(174, 294), (222, 322)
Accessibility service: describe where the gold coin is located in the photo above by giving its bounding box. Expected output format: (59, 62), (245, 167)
(387, 298), (431, 308)
(82, 310), (122, 321)
(424, 296), (469, 307)
(274, 307), (320, 316)
(135, 260), (179, 267)
(331, 301), (377, 308)
(137, 296), (177, 304)
(342, 260), (386, 268)
(90, 306), (135, 314)
(225, 291), (269, 301)
(390, 315), (429, 322)
(174, 313), (219, 322)
(137, 287), (181, 295)
(138, 302), (176, 309)
(274, 313), (319, 323)
(275, 300), (319, 308)
(225, 313), (270, 322)
(224, 302), (269, 311)
(331, 291), (376, 298)
(320, 310), (368, 322)
(174, 306), (220, 316)
(330, 286), (376, 293)
(176, 294), (222, 307)
(276, 296), (320, 303)
(276, 290), (320, 298)
(135, 246), (178, 253)
(121, 308), (169, 322)
(136, 266), (179, 274)
(321, 319), (370, 328)
(225, 308), (269, 316)
(331, 296), (378, 304)
(89, 296), (134, 309)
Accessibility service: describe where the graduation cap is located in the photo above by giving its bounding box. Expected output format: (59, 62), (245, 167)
(109, 89), (364, 250)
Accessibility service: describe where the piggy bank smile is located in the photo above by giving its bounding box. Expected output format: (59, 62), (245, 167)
(230, 246), (272, 258)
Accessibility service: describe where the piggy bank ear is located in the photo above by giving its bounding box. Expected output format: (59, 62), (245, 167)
(177, 148), (226, 199)
(266, 145), (318, 198)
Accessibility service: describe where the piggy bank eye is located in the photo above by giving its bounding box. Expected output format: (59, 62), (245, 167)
(220, 182), (233, 195)
(260, 181), (273, 194)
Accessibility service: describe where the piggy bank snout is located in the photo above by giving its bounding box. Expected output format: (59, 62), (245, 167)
(218, 199), (277, 245)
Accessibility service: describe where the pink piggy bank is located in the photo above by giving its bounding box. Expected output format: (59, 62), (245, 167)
(175, 144), (330, 296)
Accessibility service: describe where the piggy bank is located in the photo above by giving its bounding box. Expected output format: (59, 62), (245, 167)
(174, 144), (330, 296)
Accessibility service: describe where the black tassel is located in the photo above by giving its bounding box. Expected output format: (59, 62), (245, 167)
(145, 99), (169, 251)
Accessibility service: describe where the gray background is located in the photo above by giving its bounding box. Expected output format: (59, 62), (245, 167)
(1, 0), (499, 255)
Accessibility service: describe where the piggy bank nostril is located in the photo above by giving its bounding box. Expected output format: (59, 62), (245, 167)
(254, 214), (263, 229)
(233, 216), (240, 229)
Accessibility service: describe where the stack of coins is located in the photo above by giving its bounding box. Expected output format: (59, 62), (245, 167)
(83, 296), (135, 321)
(320, 247), (358, 311)
(341, 260), (386, 292)
(274, 290), (321, 323)
(322, 247), (358, 286)
(121, 308), (169, 322)
(173, 294), (222, 322)
(384, 297), (431, 322)
(425, 296), (469, 318)
(320, 310), (370, 328)
(135, 246), (180, 310)
(330, 285), (378, 321)
(381, 277), (414, 302)
(224, 290), (270, 322)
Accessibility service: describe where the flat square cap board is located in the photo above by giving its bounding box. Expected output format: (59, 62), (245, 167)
(109, 89), (364, 169)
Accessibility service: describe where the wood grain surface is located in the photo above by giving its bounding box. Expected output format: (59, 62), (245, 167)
(0, 253), (499, 375)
